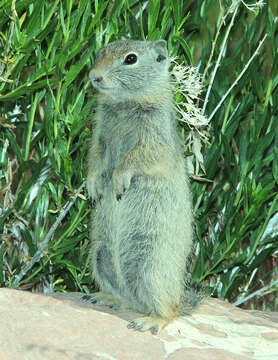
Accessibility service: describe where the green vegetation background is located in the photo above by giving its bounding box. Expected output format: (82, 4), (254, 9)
(0, 0), (277, 311)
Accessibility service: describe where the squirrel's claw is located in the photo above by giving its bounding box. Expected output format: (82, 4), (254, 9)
(87, 174), (104, 205)
(92, 194), (103, 207)
(112, 168), (132, 200)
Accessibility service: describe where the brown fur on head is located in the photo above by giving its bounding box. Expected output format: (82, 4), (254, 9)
(89, 40), (170, 102)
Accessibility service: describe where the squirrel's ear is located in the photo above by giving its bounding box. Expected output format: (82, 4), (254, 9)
(153, 40), (168, 62)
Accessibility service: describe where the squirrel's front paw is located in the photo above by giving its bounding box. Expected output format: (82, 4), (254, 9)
(87, 174), (104, 205)
(112, 168), (133, 200)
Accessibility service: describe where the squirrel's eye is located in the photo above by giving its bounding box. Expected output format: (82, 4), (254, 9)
(124, 53), (137, 65)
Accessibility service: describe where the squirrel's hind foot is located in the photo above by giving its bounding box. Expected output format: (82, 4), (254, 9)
(127, 315), (172, 335)
(81, 292), (121, 309)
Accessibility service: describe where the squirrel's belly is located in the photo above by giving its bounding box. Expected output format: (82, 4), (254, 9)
(101, 174), (188, 213)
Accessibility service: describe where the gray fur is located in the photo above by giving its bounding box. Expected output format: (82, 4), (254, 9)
(86, 40), (199, 333)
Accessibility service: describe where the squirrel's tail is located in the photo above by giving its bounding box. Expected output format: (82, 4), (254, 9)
(181, 280), (207, 315)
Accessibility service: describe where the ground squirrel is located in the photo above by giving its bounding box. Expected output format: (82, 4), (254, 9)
(84, 39), (201, 334)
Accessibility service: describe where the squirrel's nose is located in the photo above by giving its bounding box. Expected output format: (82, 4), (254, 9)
(89, 70), (103, 83)
(94, 76), (103, 83)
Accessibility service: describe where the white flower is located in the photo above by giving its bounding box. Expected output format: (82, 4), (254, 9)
(170, 58), (209, 175)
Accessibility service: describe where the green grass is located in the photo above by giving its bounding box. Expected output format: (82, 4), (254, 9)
(0, 0), (277, 310)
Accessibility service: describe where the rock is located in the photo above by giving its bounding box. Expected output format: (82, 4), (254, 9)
(1, 288), (278, 359)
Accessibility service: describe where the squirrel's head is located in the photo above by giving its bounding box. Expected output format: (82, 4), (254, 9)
(89, 40), (170, 101)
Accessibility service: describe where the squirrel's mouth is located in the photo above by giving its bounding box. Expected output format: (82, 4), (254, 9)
(92, 83), (113, 92)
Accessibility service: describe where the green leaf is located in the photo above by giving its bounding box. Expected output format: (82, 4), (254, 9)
(172, 35), (193, 65)
(64, 51), (91, 88)
(148, 0), (160, 35)
(22, 228), (37, 256)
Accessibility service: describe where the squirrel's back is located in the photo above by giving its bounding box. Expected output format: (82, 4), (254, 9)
(85, 40), (200, 334)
